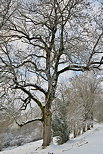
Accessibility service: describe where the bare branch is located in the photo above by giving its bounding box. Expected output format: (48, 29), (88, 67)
(14, 85), (44, 113)
(57, 64), (89, 75)
(22, 83), (47, 96)
(88, 31), (103, 65)
(15, 118), (43, 127)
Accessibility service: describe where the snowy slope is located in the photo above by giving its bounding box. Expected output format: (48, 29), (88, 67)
(0, 123), (103, 154)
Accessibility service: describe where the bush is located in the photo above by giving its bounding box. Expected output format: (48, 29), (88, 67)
(52, 113), (69, 144)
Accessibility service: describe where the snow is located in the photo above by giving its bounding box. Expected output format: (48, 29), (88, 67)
(0, 123), (103, 154)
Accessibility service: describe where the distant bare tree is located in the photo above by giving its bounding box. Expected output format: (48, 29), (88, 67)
(65, 72), (102, 136)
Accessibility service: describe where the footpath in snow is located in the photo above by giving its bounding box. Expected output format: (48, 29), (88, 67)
(0, 123), (103, 154)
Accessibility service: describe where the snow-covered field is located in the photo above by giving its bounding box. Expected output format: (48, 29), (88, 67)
(0, 123), (103, 154)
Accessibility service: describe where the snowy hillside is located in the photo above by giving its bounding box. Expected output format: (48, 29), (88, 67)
(0, 123), (103, 154)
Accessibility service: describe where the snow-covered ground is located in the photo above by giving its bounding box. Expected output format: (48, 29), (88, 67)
(0, 123), (103, 154)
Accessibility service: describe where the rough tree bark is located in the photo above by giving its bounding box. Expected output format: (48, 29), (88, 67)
(42, 106), (52, 147)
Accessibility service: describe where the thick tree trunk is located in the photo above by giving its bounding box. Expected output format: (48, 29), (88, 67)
(42, 107), (52, 147)
(83, 124), (87, 132)
(74, 130), (77, 138)
(91, 122), (93, 128)
(90, 111), (93, 128)
(87, 124), (91, 130)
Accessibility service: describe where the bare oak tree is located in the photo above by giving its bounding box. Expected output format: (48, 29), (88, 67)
(0, 0), (103, 147)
